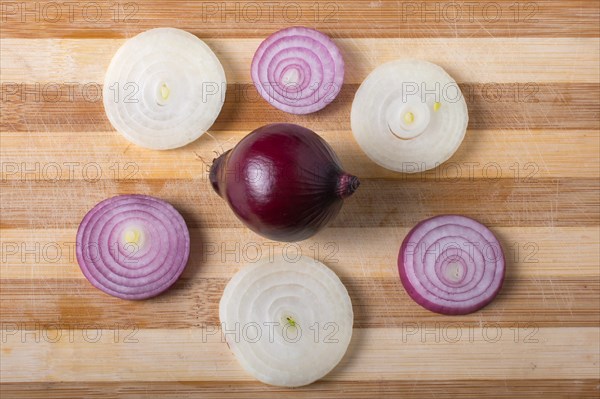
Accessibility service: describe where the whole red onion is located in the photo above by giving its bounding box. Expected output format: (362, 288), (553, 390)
(209, 123), (359, 241)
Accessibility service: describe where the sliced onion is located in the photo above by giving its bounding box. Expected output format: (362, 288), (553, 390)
(351, 59), (468, 173)
(251, 27), (344, 114)
(103, 28), (226, 150)
(76, 195), (190, 300)
(219, 256), (353, 387)
(398, 215), (505, 315)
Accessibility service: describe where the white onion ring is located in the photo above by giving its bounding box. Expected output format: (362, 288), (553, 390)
(251, 27), (344, 114)
(76, 195), (190, 300)
(219, 256), (353, 387)
(351, 59), (468, 173)
(103, 28), (226, 150)
(398, 215), (505, 315)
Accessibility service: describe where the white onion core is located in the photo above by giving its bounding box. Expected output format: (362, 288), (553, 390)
(386, 98), (432, 139)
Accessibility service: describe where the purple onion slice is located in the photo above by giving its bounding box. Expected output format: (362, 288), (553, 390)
(398, 215), (505, 315)
(251, 27), (344, 114)
(76, 195), (190, 300)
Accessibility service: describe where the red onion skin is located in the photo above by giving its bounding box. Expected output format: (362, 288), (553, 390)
(210, 123), (359, 242)
(398, 215), (505, 315)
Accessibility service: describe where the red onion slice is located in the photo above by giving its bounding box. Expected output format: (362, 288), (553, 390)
(76, 195), (190, 300)
(398, 215), (505, 315)
(251, 27), (344, 114)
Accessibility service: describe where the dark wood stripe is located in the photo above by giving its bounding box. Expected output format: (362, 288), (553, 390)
(1, 380), (599, 398)
(1, 83), (599, 132)
(1, 277), (598, 328)
(1, 178), (598, 229)
(0, 1), (597, 38)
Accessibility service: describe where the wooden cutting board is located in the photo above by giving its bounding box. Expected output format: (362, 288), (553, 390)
(1, 1), (599, 397)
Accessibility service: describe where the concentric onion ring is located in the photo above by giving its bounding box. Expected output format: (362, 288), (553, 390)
(103, 28), (226, 150)
(219, 256), (353, 387)
(351, 59), (468, 173)
(398, 215), (505, 315)
(76, 195), (190, 300)
(251, 27), (344, 114)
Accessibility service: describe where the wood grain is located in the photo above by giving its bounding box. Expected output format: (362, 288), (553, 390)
(1, 276), (598, 329)
(2, 328), (598, 382)
(1, 130), (599, 180)
(1, 178), (598, 229)
(1, 225), (599, 328)
(2, 380), (600, 399)
(1, 0), (599, 397)
(2, 227), (598, 279)
(3, 38), (599, 84)
(2, 83), (600, 132)
(1, 1), (598, 39)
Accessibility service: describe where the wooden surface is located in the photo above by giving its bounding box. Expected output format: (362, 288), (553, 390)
(1, 1), (599, 397)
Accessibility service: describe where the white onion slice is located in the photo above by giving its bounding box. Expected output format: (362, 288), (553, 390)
(351, 59), (468, 173)
(103, 28), (226, 150)
(219, 256), (353, 387)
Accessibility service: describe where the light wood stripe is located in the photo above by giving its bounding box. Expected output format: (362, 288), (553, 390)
(2, 38), (598, 84)
(1, 328), (598, 382)
(1, 178), (598, 229)
(1, 227), (598, 280)
(1, 130), (598, 180)
(2, 380), (599, 399)
(1, 0), (598, 39)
